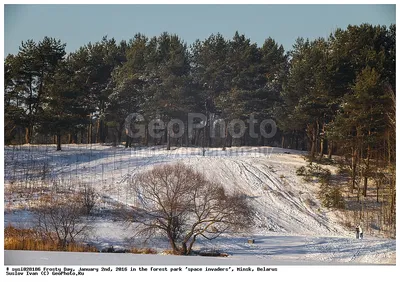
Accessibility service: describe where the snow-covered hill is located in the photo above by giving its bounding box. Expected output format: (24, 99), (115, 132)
(4, 145), (396, 264)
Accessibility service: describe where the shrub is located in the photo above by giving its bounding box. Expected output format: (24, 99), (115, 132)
(297, 163), (343, 209)
(33, 193), (90, 248)
(78, 184), (98, 215)
(297, 163), (331, 183)
(305, 155), (335, 165)
(319, 185), (345, 209)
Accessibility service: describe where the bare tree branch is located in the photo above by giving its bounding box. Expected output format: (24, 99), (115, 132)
(124, 163), (253, 255)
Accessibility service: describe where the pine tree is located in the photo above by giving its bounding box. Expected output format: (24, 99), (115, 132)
(39, 59), (88, 150)
(8, 37), (66, 144)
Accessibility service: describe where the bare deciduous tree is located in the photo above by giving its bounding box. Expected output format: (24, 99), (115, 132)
(126, 163), (253, 255)
(33, 192), (89, 248)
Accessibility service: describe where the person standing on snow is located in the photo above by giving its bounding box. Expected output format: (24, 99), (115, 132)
(355, 226), (360, 239)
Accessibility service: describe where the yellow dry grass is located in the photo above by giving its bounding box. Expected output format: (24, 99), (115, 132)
(4, 225), (98, 252)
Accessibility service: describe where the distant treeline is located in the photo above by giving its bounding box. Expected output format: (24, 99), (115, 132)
(4, 24), (395, 164)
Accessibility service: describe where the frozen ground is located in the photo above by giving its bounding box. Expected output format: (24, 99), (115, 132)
(3, 144), (396, 264)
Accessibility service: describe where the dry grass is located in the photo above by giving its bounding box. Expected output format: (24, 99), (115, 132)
(161, 249), (183, 255)
(4, 225), (98, 252)
(130, 247), (157, 254)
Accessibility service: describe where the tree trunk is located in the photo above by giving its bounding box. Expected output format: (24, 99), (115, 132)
(307, 123), (316, 161)
(101, 121), (107, 143)
(87, 114), (92, 144)
(376, 180), (379, 203)
(257, 133), (263, 146)
(56, 133), (62, 151)
(351, 147), (357, 194)
(183, 122), (188, 147)
(181, 242), (188, 255)
(187, 235), (197, 255)
(167, 127), (171, 150)
(328, 141), (333, 159)
(25, 126), (32, 144)
(207, 115), (212, 148)
(71, 132), (77, 144)
(201, 126), (205, 149)
(227, 131), (232, 147)
(80, 128), (85, 144)
(318, 123), (325, 161)
(222, 123), (228, 150)
(193, 128), (198, 146)
(363, 145), (370, 197)
(112, 129), (117, 147)
(310, 133), (316, 161)
(289, 131), (294, 149)
(144, 126), (149, 146)
(363, 174), (368, 197)
(168, 235), (178, 254)
(312, 121), (319, 160)
(118, 122), (124, 145)
(387, 130), (391, 165)
(96, 118), (100, 143)
(390, 186), (395, 223)
(357, 145), (362, 203)
(241, 128), (246, 147)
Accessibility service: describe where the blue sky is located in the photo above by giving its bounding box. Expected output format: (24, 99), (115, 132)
(4, 4), (396, 56)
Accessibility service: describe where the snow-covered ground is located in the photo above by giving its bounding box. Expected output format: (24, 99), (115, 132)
(4, 144), (396, 264)
(5, 233), (395, 265)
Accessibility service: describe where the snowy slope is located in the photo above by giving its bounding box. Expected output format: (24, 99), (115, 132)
(4, 145), (396, 264)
